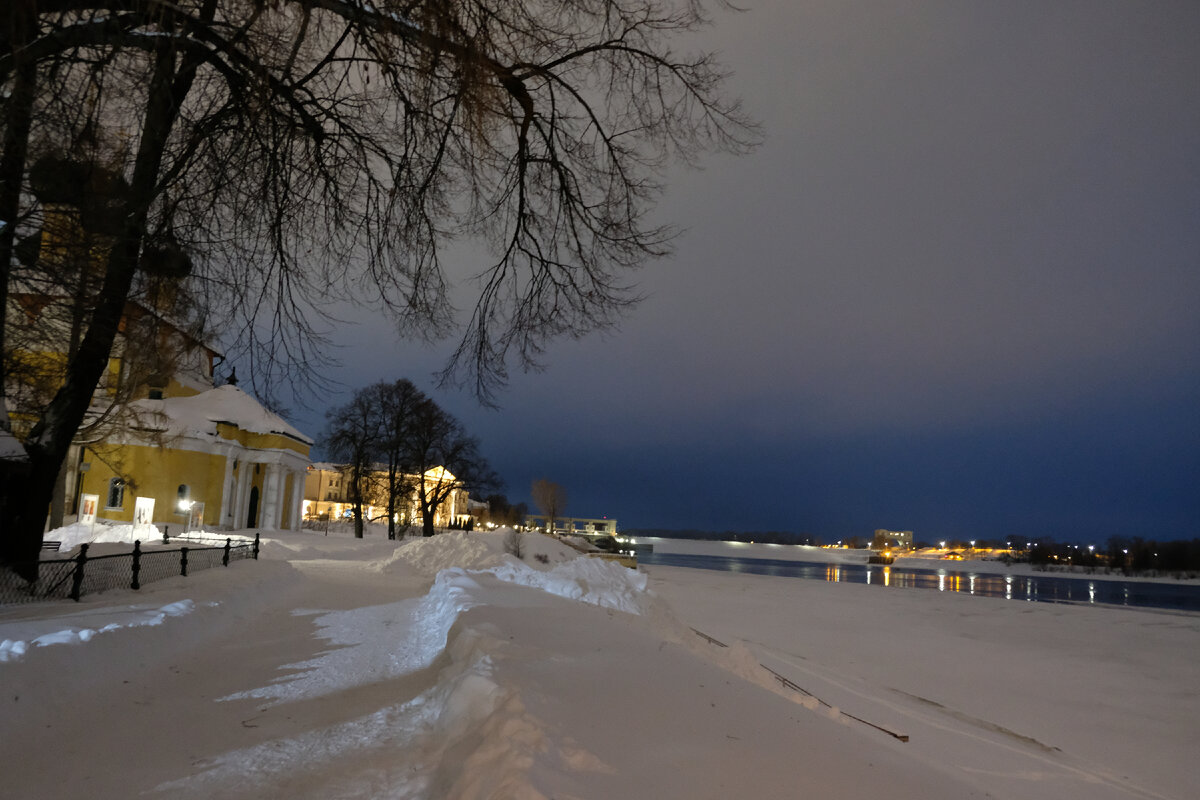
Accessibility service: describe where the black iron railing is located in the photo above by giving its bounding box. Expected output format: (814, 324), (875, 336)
(0, 534), (260, 606)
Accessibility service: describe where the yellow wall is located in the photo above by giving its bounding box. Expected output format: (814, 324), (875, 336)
(81, 443), (228, 528)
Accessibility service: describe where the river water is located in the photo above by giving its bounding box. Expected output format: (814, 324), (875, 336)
(638, 552), (1200, 613)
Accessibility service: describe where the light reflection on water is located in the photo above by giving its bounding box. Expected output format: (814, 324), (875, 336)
(640, 553), (1200, 612)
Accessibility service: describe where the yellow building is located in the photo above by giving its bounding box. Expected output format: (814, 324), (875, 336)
(303, 463), (470, 528)
(79, 385), (313, 531)
(6, 200), (314, 532)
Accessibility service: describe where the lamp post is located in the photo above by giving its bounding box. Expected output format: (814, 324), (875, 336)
(179, 499), (195, 532)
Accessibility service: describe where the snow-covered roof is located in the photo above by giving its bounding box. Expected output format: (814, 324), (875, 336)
(0, 427), (27, 462)
(134, 385), (313, 445)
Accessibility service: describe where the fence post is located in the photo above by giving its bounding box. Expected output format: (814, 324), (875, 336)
(70, 544), (89, 601)
(131, 540), (142, 590)
(162, 525), (169, 545)
(223, 538), (231, 567)
(180, 546), (189, 577)
(253, 532), (260, 560)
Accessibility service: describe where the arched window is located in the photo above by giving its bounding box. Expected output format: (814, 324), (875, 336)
(106, 477), (125, 509)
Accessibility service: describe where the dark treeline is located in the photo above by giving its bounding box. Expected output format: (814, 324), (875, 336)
(624, 529), (818, 546)
(1023, 537), (1200, 575)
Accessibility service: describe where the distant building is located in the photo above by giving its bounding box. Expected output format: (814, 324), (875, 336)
(872, 529), (913, 551)
(302, 463), (470, 528)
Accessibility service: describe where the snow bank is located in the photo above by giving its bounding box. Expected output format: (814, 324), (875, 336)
(222, 569), (486, 705)
(479, 556), (651, 615)
(160, 601), (522, 800)
(226, 537), (652, 707)
(380, 530), (583, 576)
(45, 521), (163, 552)
(382, 531), (505, 575)
(0, 600), (196, 663)
(380, 531), (652, 614)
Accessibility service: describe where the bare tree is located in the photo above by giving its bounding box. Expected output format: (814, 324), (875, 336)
(504, 528), (525, 560)
(405, 396), (497, 537)
(1, 1), (757, 570)
(373, 378), (426, 540)
(531, 478), (566, 534)
(321, 389), (383, 539)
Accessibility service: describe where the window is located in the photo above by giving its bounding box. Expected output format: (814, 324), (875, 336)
(106, 478), (125, 509)
(177, 484), (191, 512)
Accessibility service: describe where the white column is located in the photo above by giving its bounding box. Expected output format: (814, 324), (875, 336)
(291, 472), (304, 531)
(219, 452), (235, 529)
(261, 464), (281, 531)
(233, 461), (250, 530)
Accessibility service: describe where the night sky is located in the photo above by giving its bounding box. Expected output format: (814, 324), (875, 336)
(288, 1), (1200, 544)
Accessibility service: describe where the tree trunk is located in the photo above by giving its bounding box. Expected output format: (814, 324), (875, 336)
(48, 457), (69, 530)
(385, 465), (397, 540)
(3, 23), (189, 574)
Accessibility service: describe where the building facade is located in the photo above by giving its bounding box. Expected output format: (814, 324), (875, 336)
(6, 203), (313, 533)
(79, 385), (312, 531)
(303, 463), (470, 529)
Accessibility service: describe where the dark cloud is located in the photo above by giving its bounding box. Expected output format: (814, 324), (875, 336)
(296, 1), (1200, 543)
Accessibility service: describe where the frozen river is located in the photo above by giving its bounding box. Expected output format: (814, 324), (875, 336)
(638, 551), (1200, 612)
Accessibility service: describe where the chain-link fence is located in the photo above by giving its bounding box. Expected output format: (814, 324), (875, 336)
(0, 534), (260, 606)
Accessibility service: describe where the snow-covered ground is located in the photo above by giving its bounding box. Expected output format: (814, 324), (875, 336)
(1, 529), (1196, 799)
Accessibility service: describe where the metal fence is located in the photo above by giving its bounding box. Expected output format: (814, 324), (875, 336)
(0, 534), (260, 606)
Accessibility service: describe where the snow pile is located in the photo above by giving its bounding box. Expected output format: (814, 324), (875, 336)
(382, 531), (505, 575)
(380, 531), (652, 615)
(161, 604), (527, 800)
(0, 600), (196, 663)
(46, 521), (163, 552)
(480, 556), (651, 615)
(228, 541), (652, 707)
(223, 569), (486, 705)
(380, 530), (584, 575)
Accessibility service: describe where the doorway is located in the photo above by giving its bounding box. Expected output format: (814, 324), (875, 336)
(247, 486), (259, 528)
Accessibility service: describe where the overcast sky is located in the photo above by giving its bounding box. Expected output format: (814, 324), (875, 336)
(289, 1), (1200, 544)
